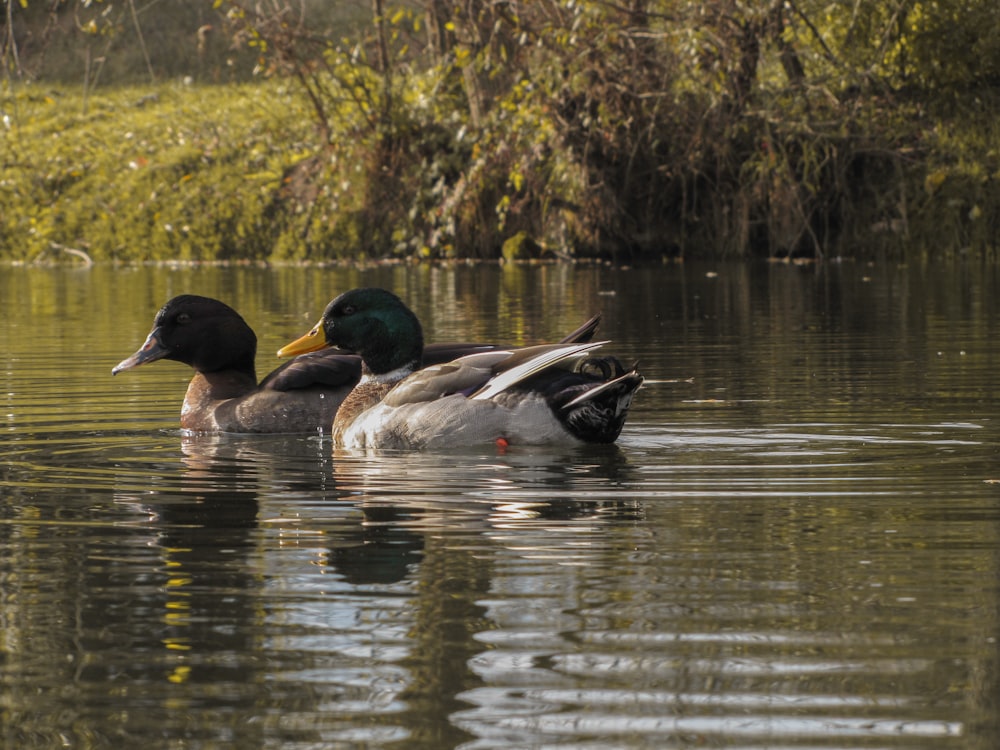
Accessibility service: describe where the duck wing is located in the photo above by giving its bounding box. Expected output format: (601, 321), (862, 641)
(261, 350), (362, 392)
(382, 350), (515, 405)
(471, 341), (608, 400)
(381, 341), (608, 407)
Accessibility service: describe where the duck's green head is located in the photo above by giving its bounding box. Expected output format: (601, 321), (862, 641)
(278, 288), (424, 375)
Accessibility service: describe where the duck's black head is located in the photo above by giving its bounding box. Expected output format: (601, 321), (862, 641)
(280, 288), (424, 376)
(112, 294), (257, 377)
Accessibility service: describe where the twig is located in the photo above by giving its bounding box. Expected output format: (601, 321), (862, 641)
(128, 0), (157, 83)
(35, 243), (95, 267)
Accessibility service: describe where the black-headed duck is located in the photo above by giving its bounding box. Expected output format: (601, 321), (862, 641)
(277, 287), (642, 449)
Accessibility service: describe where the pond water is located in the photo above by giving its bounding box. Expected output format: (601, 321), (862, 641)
(1, 260), (999, 749)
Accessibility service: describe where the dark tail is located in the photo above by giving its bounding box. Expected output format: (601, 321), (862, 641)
(557, 357), (643, 443)
(558, 313), (602, 345)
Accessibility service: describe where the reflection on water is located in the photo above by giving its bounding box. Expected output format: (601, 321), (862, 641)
(1, 261), (1000, 749)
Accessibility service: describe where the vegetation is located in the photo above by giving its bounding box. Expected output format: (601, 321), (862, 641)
(2, 0), (999, 263)
(1, 82), (321, 262)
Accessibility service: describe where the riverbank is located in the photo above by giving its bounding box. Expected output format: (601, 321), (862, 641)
(1, 81), (317, 263)
(2, 80), (998, 264)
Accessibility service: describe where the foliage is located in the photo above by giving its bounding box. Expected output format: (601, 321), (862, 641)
(3, 0), (999, 261)
(1, 0), (371, 86)
(0, 81), (319, 261)
(217, 0), (1000, 260)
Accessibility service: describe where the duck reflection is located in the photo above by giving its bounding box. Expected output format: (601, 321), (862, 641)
(94, 431), (350, 747)
(329, 444), (642, 533)
(322, 444), (641, 746)
(178, 434), (427, 586)
(325, 505), (425, 585)
(97, 434), (641, 747)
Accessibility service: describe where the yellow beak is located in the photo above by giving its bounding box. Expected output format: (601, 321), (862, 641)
(277, 318), (327, 358)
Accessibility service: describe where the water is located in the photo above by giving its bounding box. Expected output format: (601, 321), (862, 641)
(1, 260), (999, 749)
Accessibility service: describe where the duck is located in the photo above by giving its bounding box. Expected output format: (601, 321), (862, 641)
(276, 287), (643, 449)
(112, 294), (601, 434)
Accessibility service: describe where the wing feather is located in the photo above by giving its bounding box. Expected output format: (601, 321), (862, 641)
(470, 341), (608, 401)
(382, 350), (514, 405)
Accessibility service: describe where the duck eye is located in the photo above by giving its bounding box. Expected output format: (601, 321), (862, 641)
(177, 313), (192, 325)
(340, 304), (357, 316)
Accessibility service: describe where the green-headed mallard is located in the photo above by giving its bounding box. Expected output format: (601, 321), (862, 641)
(277, 287), (642, 449)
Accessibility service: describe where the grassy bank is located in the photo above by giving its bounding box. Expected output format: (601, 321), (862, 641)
(1, 81), (320, 263)
(2, 78), (998, 264)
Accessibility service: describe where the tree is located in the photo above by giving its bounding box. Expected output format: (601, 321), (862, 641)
(11, 0), (997, 259)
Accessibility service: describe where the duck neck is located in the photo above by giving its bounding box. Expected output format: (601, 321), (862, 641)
(180, 369), (258, 431)
(360, 320), (423, 379)
(359, 361), (416, 386)
(183, 344), (258, 391)
(189, 369), (258, 401)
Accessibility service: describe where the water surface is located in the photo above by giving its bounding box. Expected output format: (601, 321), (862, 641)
(1, 261), (999, 749)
